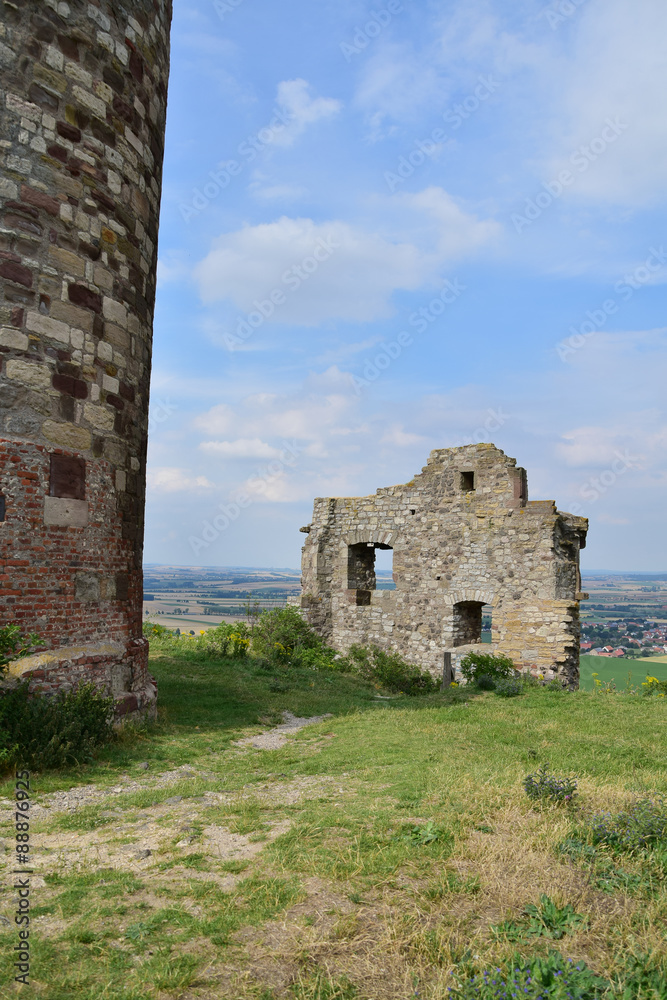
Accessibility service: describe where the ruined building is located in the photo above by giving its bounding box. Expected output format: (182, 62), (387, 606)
(0, 1), (172, 717)
(298, 445), (588, 687)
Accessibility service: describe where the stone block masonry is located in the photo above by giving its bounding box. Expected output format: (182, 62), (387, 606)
(298, 444), (589, 687)
(0, 0), (172, 719)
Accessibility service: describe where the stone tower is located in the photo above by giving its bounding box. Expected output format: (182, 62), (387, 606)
(298, 444), (589, 687)
(0, 0), (172, 717)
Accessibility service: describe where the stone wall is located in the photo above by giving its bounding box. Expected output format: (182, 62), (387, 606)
(0, 0), (172, 716)
(298, 444), (589, 687)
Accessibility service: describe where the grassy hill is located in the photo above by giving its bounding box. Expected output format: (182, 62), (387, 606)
(580, 653), (667, 690)
(3, 641), (667, 998)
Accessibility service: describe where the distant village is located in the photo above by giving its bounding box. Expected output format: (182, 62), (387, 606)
(581, 619), (667, 658)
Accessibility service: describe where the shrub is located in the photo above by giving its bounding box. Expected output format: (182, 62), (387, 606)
(641, 675), (667, 697)
(199, 622), (251, 658)
(290, 645), (341, 671)
(251, 607), (323, 664)
(0, 623), (45, 675)
(495, 677), (523, 698)
(0, 682), (114, 770)
(143, 621), (251, 659)
(588, 798), (667, 852)
(476, 674), (496, 691)
(340, 644), (438, 696)
(523, 762), (578, 804)
(460, 651), (517, 684)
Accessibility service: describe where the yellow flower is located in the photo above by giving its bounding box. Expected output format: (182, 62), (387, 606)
(450, 681), (458, 687)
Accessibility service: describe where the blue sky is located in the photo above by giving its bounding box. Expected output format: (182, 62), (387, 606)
(145, 0), (667, 572)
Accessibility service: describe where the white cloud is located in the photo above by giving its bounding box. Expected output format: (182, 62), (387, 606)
(354, 42), (449, 139)
(543, 0), (667, 205)
(556, 426), (644, 468)
(192, 403), (235, 436)
(269, 79), (341, 147)
(147, 468), (214, 493)
(381, 424), (425, 447)
(193, 191), (498, 325)
(156, 251), (190, 286)
(199, 438), (282, 459)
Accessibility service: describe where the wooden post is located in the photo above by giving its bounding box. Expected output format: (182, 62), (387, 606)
(441, 651), (452, 690)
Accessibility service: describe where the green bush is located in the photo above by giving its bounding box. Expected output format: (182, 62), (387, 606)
(340, 644), (438, 696)
(476, 674), (496, 691)
(495, 677), (523, 698)
(251, 606), (323, 664)
(143, 621), (251, 659)
(460, 651), (517, 684)
(587, 798), (667, 852)
(290, 645), (341, 671)
(0, 623), (45, 675)
(0, 682), (114, 770)
(197, 622), (251, 657)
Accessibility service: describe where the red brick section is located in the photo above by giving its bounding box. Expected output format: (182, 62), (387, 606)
(0, 440), (155, 716)
(0, 0), (173, 719)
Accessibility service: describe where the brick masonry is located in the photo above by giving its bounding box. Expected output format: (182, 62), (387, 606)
(297, 444), (589, 688)
(0, 0), (172, 719)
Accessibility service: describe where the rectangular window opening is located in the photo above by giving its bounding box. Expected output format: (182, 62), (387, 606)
(482, 604), (493, 645)
(375, 545), (395, 591)
(453, 600), (484, 646)
(460, 471), (475, 492)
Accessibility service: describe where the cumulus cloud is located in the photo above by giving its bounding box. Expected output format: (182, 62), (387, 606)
(147, 468), (214, 493)
(269, 79), (341, 147)
(193, 190), (497, 326)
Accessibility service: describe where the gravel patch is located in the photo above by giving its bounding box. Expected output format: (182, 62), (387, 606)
(236, 711), (333, 750)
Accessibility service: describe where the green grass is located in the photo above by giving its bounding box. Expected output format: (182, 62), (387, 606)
(580, 653), (667, 690)
(2, 647), (667, 998)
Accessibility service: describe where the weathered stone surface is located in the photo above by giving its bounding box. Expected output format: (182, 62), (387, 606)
(0, 0), (171, 719)
(6, 359), (51, 389)
(298, 444), (588, 688)
(44, 496), (89, 528)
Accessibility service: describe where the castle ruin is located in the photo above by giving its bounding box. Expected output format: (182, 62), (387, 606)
(0, 1), (172, 717)
(298, 444), (588, 687)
